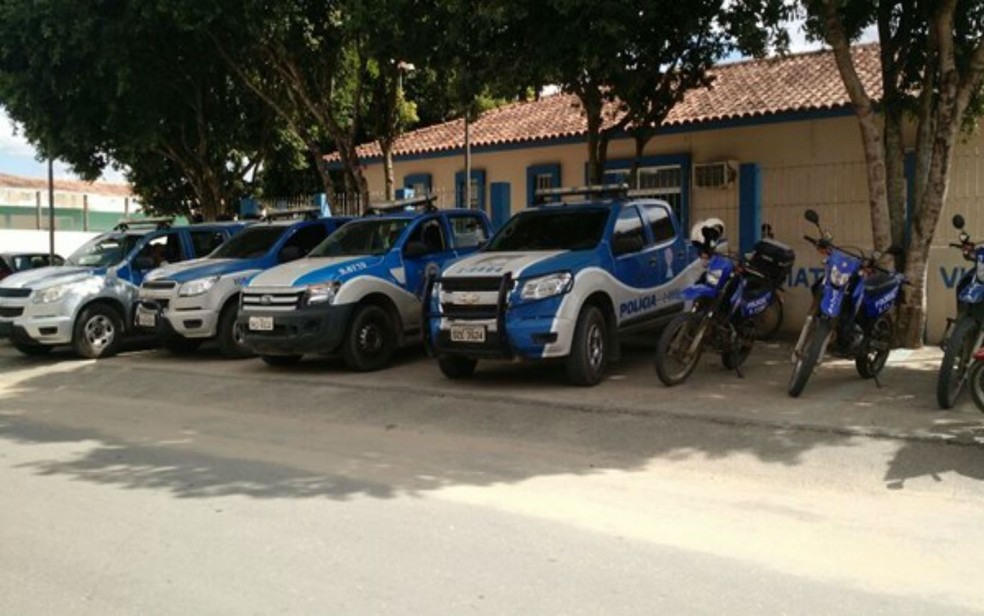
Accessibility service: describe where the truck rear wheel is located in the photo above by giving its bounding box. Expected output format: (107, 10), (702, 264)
(342, 304), (395, 372)
(565, 305), (608, 386)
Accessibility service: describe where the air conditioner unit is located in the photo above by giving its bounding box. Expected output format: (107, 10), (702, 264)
(693, 161), (738, 189)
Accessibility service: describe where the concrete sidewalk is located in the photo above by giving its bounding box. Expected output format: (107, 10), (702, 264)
(3, 336), (983, 446)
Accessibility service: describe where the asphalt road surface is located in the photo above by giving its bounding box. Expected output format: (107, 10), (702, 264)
(1, 342), (983, 615)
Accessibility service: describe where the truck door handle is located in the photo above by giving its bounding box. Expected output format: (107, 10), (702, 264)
(649, 259), (659, 267)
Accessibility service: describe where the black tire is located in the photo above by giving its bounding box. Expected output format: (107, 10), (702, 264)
(342, 304), (396, 372)
(11, 340), (52, 356)
(260, 354), (302, 367)
(565, 305), (609, 386)
(856, 316), (893, 379)
(160, 332), (203, 355)
(72, 303), (124, 359)
(968, 361), (984, 414)
(788, 317), (831, 398)
(655, 312), (706, 386)
(438, 356), (478, 379)
(753, 298), (784, 341)
(722, 322), (755, 371)
(936, 315), (978, 409)
(217, 301), (253, 359)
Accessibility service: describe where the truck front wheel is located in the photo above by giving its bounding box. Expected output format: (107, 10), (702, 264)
(342, 304), (396, 372)
(438, 356), (477, 379)
(566, 305), (608, 386)
(72, 304), (124, 359)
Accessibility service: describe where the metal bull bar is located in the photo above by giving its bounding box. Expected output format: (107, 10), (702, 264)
(421, 272), (514, 358)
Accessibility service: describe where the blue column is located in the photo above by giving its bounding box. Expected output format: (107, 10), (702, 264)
(739, 163), (762, 254)
(490, 182), (511, 230)
(239, 196), (259, 219)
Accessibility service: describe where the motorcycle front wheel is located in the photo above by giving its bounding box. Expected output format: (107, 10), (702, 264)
(753, 297), (783, 341)
(968, 360), (984, 413)
(788, 317), (832, 398)
(936, 315), (978, 409)
(655, 312), (707, 386)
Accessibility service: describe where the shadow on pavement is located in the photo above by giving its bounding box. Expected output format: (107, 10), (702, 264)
(1, 338), (983, 500)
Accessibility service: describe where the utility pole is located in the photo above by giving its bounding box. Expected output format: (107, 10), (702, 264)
(47, 157), (55, 260)
(464, 113), (471, 208)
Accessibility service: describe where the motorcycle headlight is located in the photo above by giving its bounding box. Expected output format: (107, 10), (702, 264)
(32, 284), (72, 304)
(829, 264), (852, 288)
(304, 281), (341, 306)
(178, 276), (219, 297)
(705, 268), (724, 287)
(520, 272), (573, 301)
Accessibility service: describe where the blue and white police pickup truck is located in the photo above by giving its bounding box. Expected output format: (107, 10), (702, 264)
(135, 210), (351, 357)
(0, 218), (245, 358)
(237, 196), (493, 371)
(424, 185), (706, 386)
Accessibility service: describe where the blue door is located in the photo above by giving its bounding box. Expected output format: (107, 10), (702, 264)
(490, 182), (511, 231)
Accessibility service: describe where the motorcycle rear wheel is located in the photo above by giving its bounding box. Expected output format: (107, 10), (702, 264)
(855, 316), (893, 379)
(788, 317), (831, 398)
(655, 312), (706, 386)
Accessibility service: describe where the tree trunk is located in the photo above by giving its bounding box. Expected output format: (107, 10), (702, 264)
(381, 137), (395, 201)
(883, 107), (907, 255)
(579, 87), (604, 185)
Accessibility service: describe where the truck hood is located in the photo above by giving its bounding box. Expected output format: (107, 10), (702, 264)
(247, 255), (382, 288)
(146, 258), (264, 284)
(442, 251), (569, 279)
(0, 265), (102, 291)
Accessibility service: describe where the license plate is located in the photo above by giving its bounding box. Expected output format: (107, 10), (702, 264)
(450, 324), (486, 343)
(137, 311), (157, 328)
(249, 316), (274, 332)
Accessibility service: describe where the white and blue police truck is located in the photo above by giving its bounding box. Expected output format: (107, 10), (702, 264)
(135, 210), (351, 357)
(237, 196), (493, 371)
(424, 185), (708, 386)
(0, 218), (245, 358)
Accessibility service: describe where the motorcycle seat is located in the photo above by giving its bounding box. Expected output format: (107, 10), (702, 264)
(864, 272), (897, 294)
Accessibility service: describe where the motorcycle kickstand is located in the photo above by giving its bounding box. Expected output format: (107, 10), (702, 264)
(873, 372), (883, 389)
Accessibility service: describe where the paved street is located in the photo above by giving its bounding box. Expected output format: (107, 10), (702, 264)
(1, 338), (983, 614)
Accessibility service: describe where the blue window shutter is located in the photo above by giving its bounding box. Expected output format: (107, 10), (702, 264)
(526, 163), (562, 206)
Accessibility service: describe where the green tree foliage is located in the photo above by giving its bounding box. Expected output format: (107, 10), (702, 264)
(0, 0), (279, 219)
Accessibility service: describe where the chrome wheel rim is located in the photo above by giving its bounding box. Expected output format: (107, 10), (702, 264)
(84, 315), (115, 350)
(587, 322), (604, 370)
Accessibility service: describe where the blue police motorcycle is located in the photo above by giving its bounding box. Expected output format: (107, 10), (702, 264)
(788, 209), (906, 398)
(655, 226), (794, 386)
(936, 214), (984, 408)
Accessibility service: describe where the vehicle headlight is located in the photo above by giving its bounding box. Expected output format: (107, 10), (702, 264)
(178, 276), (220, 297)
(705, 268), (724, 287)
(32, 284), (72, 304)
(829, 264), (852, 288)
(304, 281), (341, 306)
(520, 272), (573, 301)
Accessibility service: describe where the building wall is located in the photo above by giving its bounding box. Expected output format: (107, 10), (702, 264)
(357, 115), (981, 342)
(0, 186), (140, 233)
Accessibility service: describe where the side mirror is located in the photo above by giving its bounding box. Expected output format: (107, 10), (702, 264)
(279, 245), (302, 263)
(953, 214), (966, 230)
(804, 209), (820, 225)
(134, 256), (155, 271)
(404, 240), (430, 259)
(612, 234), (645, 256)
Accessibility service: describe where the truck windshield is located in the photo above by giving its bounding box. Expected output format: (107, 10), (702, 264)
(66, 234), (142, 267)
(308, 219), (410, 257)
(210, 226), (286, 259)
(486, 209), (609, 251)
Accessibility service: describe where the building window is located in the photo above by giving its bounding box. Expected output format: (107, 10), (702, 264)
(607, 165), (684, 216)
(535, 173), (554, 191)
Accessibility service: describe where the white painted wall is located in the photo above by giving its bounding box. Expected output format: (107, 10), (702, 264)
(0, 229), (98, 257)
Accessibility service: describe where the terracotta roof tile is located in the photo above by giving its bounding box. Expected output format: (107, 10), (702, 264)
(0, 172), (133, 197)
(339, 45), (881, 162)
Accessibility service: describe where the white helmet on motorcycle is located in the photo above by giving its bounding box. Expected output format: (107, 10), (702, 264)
(690, 217), (726, 243)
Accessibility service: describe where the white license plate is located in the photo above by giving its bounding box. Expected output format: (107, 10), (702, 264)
(450, 324), (486, 343)
(249, 316), (274, 332)
(137, 311), (157, 328)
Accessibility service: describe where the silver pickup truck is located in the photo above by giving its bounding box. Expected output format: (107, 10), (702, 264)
(0, 218), (244, 358)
